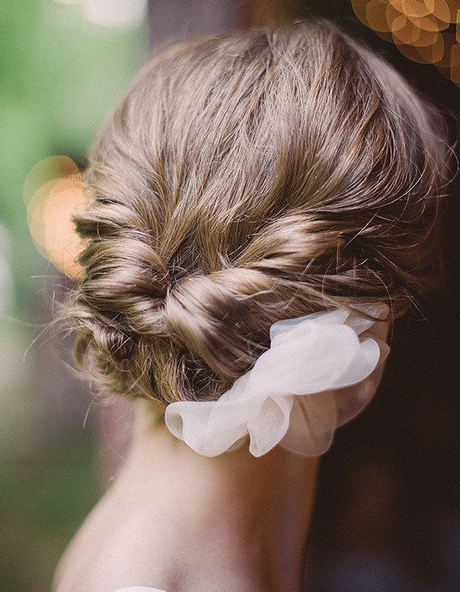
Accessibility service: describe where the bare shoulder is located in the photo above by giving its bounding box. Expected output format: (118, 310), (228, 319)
(53, 481), (172, 592)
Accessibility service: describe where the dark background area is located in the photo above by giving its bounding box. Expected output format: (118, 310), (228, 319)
(284, 2), (460, 590)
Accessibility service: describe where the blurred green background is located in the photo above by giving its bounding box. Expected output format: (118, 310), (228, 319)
(0, 2), (147, 589)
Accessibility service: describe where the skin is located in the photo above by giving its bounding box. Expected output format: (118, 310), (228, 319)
(53, 400), (319, 592)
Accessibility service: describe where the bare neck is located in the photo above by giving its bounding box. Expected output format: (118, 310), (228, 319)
(119, 402), (319, 592)
(55, 400), (319, 592)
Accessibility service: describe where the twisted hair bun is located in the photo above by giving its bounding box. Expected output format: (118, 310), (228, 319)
(71, 21), (449, 404)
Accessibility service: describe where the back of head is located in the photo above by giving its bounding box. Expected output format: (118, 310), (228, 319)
(72, 20), (448, 406)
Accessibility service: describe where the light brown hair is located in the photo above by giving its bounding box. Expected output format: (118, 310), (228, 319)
(71, 20), (448, 406)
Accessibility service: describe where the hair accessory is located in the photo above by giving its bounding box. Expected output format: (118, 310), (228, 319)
(165, 303), (389, 457)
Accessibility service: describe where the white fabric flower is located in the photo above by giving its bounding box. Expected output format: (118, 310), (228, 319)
(165, 303), (389, 457)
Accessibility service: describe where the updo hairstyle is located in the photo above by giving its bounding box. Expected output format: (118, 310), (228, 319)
(71, 20), (448, 406)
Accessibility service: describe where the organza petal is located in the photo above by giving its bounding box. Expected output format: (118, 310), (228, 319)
(247, 395), (293, 457)
(247, 324), (364, 395)
(280, 393), (337, 456)
(166, 399), (249, 457)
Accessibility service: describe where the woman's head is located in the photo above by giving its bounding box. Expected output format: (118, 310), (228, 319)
(72, 20), (448, 406)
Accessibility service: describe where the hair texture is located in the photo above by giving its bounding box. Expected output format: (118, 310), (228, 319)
(71, 20), (449, 405)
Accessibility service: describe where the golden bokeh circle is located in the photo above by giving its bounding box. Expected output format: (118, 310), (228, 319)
(367, 0), (396, 32)
(25, 158), (87, 279)
(389, 0), (431, 18)
(351, 0), (459, 86)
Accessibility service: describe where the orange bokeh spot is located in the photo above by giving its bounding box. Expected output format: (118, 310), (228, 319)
(449, 1), (460, 22)
(398, 32), (445, 62)
(391, 16), (423, 45)
(389, 0), (451, 24)
(451, 41), (460, 64)
(409, 14), (450, 33)
(430, 0), (453, 24)
(389, 0), (430, 18)
(27, 174), (87, 280)
(351, 0), (370, 26)
(397, 20), (441, 47)
(389, 0), (448, 31)
(450, 43), (460, 83)
(367, 0), (396, 32)
(412, 14), (448, 32)
(23, 155), (79, 206)
(422, 32), (445, 61)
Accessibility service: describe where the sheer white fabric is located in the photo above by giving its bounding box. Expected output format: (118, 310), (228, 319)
(165, 303), (389, 458)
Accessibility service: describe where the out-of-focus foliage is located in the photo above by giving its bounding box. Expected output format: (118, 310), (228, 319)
(0, 2), (147, 590)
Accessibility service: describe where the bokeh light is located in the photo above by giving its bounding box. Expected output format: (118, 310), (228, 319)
(366, 0), (395, 32)
(451, 40), (460, 82)
(51, 0), (148, 29)
(83, 0), (147, 29)
(25, 156), (86, 279)
(351, 0), (460, 86)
